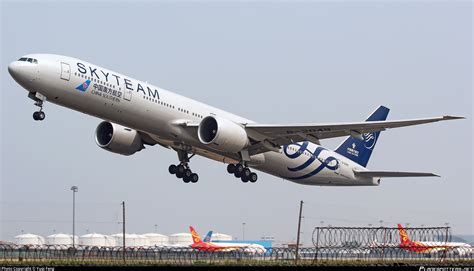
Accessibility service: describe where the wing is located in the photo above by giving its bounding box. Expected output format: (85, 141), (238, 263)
(354, 170), (439, 178)
(245, 115), (462, 144)
(179, 115), (463, 155)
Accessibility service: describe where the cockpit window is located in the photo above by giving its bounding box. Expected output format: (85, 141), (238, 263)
(18, 57), (38, 64)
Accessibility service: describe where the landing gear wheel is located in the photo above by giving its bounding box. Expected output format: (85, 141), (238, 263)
(183, 176), (191, 183)
(241, 175), (249, 183)
(190, 173), (199, 183)
(234, 171), (242, 178)
(176, 165), (186, 175)
(184, 169), (193, 178)
(249, 173), (258, 183)
(33, 111), (45, 121)
(227, 164), (236, 174)
(168, 165), (177, 174)
(235, 164), (244, 174)
(242, 168), (251, 179)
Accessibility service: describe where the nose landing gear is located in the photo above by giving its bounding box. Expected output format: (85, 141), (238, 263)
(29, 92), (46, 121)
(33, 101), (45, 121)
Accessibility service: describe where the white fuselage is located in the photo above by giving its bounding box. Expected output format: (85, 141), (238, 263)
(9, 54), (377, 186)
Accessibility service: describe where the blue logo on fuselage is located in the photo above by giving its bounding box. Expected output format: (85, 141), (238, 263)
(283, 141), (339, 180)
(75, 80), (91, 92)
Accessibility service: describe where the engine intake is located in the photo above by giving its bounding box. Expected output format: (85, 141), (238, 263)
(198, 116), (249, 153)
(95, 121), (144, 156)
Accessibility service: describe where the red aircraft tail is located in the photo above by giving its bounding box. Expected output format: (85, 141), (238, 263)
(189, 226), (203, 245)
(397, 224), (412, 246)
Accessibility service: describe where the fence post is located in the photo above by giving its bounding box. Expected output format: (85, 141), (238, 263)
(381, 227), (386, 263)
(313, 227), (320, 264)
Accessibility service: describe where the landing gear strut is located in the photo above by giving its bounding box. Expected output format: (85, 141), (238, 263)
(29, 92), (46, 121)
(168, 150), (199, 183)
(227, 163), (258, 183)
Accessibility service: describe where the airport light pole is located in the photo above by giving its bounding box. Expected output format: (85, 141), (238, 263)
(295, 200), (304, 265)
(242, 222), (246, 240)
(122, 201), (126, 262)
(71, 186), (78, 248)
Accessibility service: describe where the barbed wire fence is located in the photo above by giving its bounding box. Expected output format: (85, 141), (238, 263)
(312, 226), (472, 265)
(0, 226), (472, 266)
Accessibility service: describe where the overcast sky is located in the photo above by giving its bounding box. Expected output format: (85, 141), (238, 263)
(1, 1), (472, 245)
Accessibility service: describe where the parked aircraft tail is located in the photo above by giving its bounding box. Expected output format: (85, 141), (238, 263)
(397, 224), (412, 246)
(203, 231), (213, 242)
(189, 226), (203, 245)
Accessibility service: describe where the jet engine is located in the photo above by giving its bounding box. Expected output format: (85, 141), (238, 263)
(95, 121), (144, 156)
(198, 116), (249, 153)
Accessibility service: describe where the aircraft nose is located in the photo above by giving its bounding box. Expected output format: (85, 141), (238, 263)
(7, 61), (21, 79)
(8, 60), (38, 85)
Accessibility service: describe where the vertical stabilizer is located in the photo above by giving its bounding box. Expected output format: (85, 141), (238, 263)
(189, 226), (203, 244)
(203, 231), (213, 243)
(398, 224), (412, 246)
(334, 106), (390, 167)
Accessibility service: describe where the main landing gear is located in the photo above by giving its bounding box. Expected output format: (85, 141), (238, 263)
(168, 150), (199, 183)
(227, 163), (258, 183)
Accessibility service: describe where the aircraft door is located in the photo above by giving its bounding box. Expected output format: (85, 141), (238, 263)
(60, 62), (70, 81)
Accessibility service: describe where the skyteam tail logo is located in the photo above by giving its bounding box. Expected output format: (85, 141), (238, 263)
(75, 80), (91, 92)
(362, 132), (377, 150)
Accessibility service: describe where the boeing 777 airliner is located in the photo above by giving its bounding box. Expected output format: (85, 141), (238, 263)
(8, 54), (463, 186)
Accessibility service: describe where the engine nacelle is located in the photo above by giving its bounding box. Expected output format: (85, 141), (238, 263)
(95, 121), (144, 156)
(198, 116), (249, 153)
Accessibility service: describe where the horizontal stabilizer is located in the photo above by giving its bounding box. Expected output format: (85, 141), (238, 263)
(354, 170), (440, 178)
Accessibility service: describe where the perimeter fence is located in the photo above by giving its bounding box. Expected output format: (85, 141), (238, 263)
(0, 226), (472, 266)
(311, 226), (473, 265)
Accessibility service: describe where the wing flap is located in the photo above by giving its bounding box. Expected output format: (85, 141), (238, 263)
(354, 170), (440, 178)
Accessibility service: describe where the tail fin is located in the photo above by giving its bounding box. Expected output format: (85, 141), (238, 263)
(203, 231), (213, 243)
(334, 105), (390, 167)
(398, 224), (412, 245)
(189, 226), (203, 244)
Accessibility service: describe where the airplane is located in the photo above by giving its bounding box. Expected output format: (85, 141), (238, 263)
(189, 226), (266, 253)
(397, 224), (472, 256)
(8, 54), (464, 186)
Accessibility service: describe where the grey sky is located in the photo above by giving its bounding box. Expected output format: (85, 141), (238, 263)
(1, 1), (472, 245)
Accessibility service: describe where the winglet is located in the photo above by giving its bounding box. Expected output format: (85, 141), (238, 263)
(442, 115), (465, 120)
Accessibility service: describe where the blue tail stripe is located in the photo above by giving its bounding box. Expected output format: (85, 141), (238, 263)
(334, 106), (390, 167)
